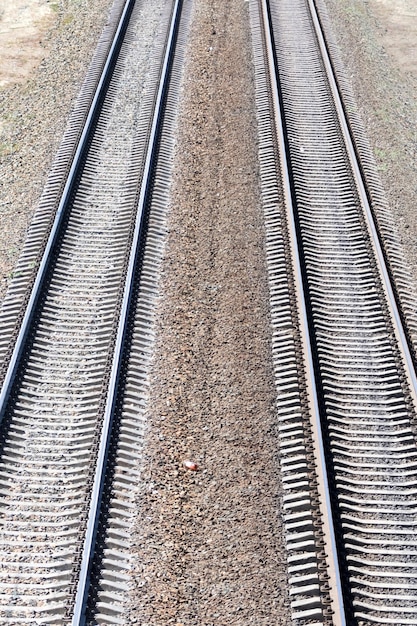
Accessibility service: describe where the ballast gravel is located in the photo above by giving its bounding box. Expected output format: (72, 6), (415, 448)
(126, 1), (291, 624)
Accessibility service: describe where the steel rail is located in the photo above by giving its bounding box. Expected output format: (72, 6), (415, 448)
(0, 0), (136, 420)
(307, 0), (417, 412)
(70, 0), (183, 622)
(259, 0), (347, 623)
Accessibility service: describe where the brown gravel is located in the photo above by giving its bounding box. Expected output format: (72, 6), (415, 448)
(126, 1), (291, 624)
(0, 0), (114, 302)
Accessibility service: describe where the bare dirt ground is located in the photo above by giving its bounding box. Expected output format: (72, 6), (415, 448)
(0, 0), (54, 88)
(371, 0), (417, 76)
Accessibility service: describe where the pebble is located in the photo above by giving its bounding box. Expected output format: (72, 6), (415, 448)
(183, 460), (198, 471)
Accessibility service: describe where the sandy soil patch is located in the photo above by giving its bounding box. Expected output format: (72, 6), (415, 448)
(370, 0), (417, 77)
(0, 0), (55, 88)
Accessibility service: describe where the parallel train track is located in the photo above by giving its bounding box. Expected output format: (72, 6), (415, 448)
(0, 0), (417, 624)
(0, 0), (190, 622)
(252, 0), (417, 623)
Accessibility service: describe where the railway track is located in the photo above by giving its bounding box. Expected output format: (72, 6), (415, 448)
(251, 0), (417, 624)
(1, 0), (417, 624)
(0, 0), (190, 622)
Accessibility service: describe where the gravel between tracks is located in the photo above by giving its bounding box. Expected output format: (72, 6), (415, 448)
(125, 1), (291, 624)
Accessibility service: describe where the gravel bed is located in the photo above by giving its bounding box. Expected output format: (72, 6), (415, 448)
(125, 1), (291, 624)
(0, 0), (115, 302)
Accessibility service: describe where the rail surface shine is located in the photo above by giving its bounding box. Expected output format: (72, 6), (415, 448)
(252, 0), (417, 624)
